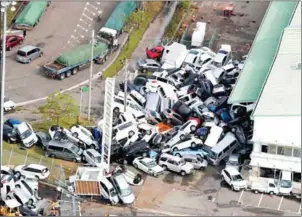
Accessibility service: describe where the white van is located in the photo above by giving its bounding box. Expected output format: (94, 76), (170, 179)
(191, 22), (206, 47)
(161, 42), (187, 70)
(207, 132), (239, 166)
(203, 125), (223, 152)
(117, 90), (145, 109)
(16, 122), (38, 148)
(112, 121), (138, 143)
(159, 153), (194, 176)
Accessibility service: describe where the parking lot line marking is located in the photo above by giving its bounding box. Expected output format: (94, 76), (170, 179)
(84, 7), (96, 16)
(82, 13), (93, 21)
(77, 24), (88, 32)
(86, 2), (98, 10)
(257, 193), (263, 207)
(238, 190), (244, 203)
(298, 205), (301, 213)
(79, 18), (89, 25)
(277, 196), (283, 210)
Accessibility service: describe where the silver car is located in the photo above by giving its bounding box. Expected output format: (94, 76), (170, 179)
(82, 149), (102, 168)
(16, 45), (43, 63)
(182, 154), (208, 170)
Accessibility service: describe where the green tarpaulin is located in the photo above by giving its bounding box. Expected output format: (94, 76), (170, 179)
(104, 1), (137, 32)
(55, 42), (108, 67)
(15, 1), (48, 27)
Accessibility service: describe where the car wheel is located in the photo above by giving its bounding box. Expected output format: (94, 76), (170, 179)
(50, 154), (56, 158)
(113, 107), (120, 114)
(42, 146), (46, 150)
(231, 185), (235, 191)
(166, 119), (171, 124)
(269, 191), (274, 195)
(180, 170), (186, 176)
(19, 40), (23, 45)
(173, 147), (178, 152)
(128, 131), (135, 137)
(39, 52), (43, 57)
(7, 46), (11, 51)
(191, 142), (196, 148)
(6, 196), (12, 200)
(147, 120), (153, 124)
(175, 153), (181, 157)
(82, 155), (86, 162)
(221, 175), (225, 182)
(234, 72), (239, 77)
(15, 184), (21, 189)
(35, 175), (40, 180)
(7, 139), (11, 144)
(142, 68), (147, 73)
(180, 134), (185, 140)
(28, 199), (34, 206)
(200, 167), (205, 171)
(72, 132), (79, 138)
(162, 165), (167, 170)
(66, 70), (72, 77)
(72, 158), (77, 163)
(254, 190), (259, 194)
(59, 73), (65, 80)
(133, 163), (138, 169)
(72, 67), (78, 75)
(190, 125), (197, 132)
(146, 130), (152, 135)
(14, 171), (21, 178)
(123, 159), (128, 165)
(142, 152), (147, 157)
(28, 58), (32, 63)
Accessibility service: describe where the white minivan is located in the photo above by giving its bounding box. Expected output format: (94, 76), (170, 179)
(16, 122), (38, 148)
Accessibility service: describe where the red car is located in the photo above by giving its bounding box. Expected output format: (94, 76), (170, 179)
(1, 35), (23, 51)
(146, 46), (164, 60)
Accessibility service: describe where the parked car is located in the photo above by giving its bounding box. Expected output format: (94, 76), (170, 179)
(211, 44), (232, 68)
(184, 48), (204, 67)
(158, 153), (194, 176)
(16, 45), (43, 64)
(182, 155), (208, 170)
(3, 123), (20, 143)
(169, 135), (203, 152)
(109, 171), (135, 204)
(221, 167), (247, 191)
(1, 35), (23, 51)
(172, 100), (192, 120)
(14, 164), (50, 180)
(136, 59), (161, 73)
(70, 125), (98, 149)
(132, 157), (164, 177)
(172, 147), (208, 158)
(225, 154), (242, 171)
(4, 118), (21, 128)
(3, 97), (16, 112)
(178, 117), (201, 135)
(112, 121), (138, 144)
(161, 108), (184, 125)
(146, 46), (164, 60)
(82, 149), (102, 167)
(35, 131), (51, 149)
(45, 140), (83, 162)
(119, 140), (150, 165)
(16, 122), (38, 148)
(49, 125), (80, 144)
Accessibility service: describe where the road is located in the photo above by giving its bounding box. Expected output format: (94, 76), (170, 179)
(5, 1), (117, 103)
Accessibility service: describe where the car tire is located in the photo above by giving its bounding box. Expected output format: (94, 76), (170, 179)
(72, 132), (79, 138)
(166, 119), (171, 124)
(200, 167), (205, 171)
(162, 165), (167, 170)
(142, 69), (147, 73)
(66, 70), (71, 77)
(113, 107), (120, 114)
(190, 125), (197, 132)
(173, 147), (178, 152)
(6, 196), (12, 200)
(142, 152), (147, 157)
(14, 171), (21, 178)
(91, 144), (97, 149)
(50, 154), (56, 158)
(231, 185), (235, 191)
(269, 191), (274, 195)
(7, 139), (11, 144)
(123, 159), (128, 165)
(42, 146), (46, 150)
(128, 131), (135, 137)
(15, 184), (21, 189)
(133, 163), (138, 169)
(146, 130), (152, 135)
(7, 46), (11, 51)
(254, 190), (259, 194)
(35, 175), (40, 180)
(72, 67), (78, 75)
(59, 73), (65, 80)
(28, 58), (31, 63)
(147, 120), (153, 124)
(221, 175), (225, 182)
(180, 170), (186, 176)
(39, 52), (43, 57)
(28, 199), (34, 206)
(72, 158), (77, 163)
(191, 142), (196, 148)
(0, 183), (3, 188)
(180, 134), (185, 140)
(82, 156), (86, 162)
(175, 153), (181, 157)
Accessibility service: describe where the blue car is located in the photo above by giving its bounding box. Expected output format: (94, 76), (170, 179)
(216, 108), (233, 123)
(195, 127), (210, 140)
(172, 148), (208, 158)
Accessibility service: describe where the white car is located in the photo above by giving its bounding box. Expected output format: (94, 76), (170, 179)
(211, 44), (232, 68)
(178, 118), (201, 136)
(113, 121), (139, 143)
(16, 122), (38, 148)
(137, 122), (155, 136)
(179, 93), (199, 104)
(170, 136), (203, 152)
(49, 125), (80, 144)
(118, 111), (136, 124)
(3, 97), (16, 112)
(70, 125), (98, 149)
(184, 48), (204, 66)
(153, 69), (170, 78)
(158, 153), (194, 176)
(221, 167), (247, 191)
(176, 85), (190, 97)
(133, 157), (164, 177)
(113, 95), (142, 114)
(195, 51), (216, 71)
(82, 149), (103, 167)
(14, 164), (50, 180)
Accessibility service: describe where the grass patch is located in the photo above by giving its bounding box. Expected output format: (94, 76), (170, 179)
(102, 2), (163, 78)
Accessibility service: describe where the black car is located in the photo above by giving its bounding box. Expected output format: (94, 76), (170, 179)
(118, 140), (150, 164)
(160, 108), (184, 126)
(35, 131), (51, 150)
(172, 100), (192, 120)
(3, 123), (19, 143)
(119, 81), (141, 93)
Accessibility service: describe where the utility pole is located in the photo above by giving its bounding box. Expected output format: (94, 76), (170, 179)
(123, 59), (128, 112)
(87, 30), (94, 121)
(0, 6), (7, 167)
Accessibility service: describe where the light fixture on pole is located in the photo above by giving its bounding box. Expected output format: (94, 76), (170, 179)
(0, 1), (17, 167)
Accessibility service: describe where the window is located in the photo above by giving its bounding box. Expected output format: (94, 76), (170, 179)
(100, 182), (108, 193)
(167, 159), (175, 165)
(293, 148), (301, 158)
(277, 146), (292, 156)
(268, 145), (276, 154)
(269, 183), (276, 188)
(160, 157), (167, 162)
(293, 173), (301, 182)
(185, 158), (192, 163)
(261, 145), (268, 153)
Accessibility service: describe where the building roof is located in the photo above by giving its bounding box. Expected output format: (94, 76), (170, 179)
(228, 1), (299, 104)
(253, 26), (301, 117)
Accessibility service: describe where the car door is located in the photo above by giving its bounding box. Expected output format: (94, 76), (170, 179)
(33, 48), (40, 59)
(63, 148), (74, 160)
(54, 146), (64, 159)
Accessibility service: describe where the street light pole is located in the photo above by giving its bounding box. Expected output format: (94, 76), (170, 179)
(87, 29), (94, 121)
(0, 1), (16, 167)
(123, 59), (128, 112)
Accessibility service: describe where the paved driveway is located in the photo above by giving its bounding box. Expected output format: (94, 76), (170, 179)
(5, 1), (117, 103)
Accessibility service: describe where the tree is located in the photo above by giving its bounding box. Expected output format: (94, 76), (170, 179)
(123, 10), (145, 32)
(38, 93), (79, 128)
